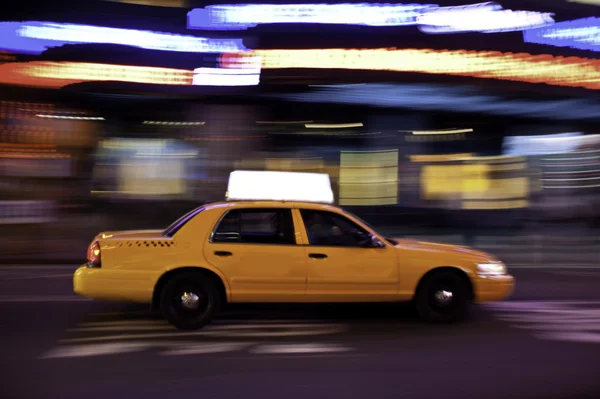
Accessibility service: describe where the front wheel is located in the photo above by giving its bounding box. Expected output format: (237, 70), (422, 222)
(160, 272), (221, 330)
(415, 271), (470, 323)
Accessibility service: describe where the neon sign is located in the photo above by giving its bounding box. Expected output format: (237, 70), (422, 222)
(187, 2), (553, 33)
(524, 18), (600, 52)
(0, 61), (263, 88)
(417, 2), (554, 34)
(192, 67), (261, 86)
(249, 48), (600, 90)
(0, 21), (246, 55)
(188, 3), (437, 30)
(0, 61), (194, 88)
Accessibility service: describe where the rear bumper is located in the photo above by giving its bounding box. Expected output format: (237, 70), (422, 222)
(73, 265), (153, 303)
(473, 274), (515, 303)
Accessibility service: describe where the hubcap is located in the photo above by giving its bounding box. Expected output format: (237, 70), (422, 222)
(434, 289), (453, 306)
(180, 292), (200, 309)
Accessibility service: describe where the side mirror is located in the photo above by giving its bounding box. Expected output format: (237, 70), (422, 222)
(367, 234), (385, 248)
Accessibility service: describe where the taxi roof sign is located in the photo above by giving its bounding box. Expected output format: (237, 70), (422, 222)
(226, 170), (334, 204)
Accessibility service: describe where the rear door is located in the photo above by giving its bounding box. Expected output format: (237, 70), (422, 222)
(203, 207), (307, 302)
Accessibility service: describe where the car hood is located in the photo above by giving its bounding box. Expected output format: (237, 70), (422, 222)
(96, 229), (167, 240)
(390, 237), (496, 263)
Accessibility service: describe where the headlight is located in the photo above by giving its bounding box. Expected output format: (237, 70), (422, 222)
(477, 262), (506, 276)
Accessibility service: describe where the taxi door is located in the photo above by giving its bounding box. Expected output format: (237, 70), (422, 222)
(295, 208), (399, 302)
(203, 207), (307, 302)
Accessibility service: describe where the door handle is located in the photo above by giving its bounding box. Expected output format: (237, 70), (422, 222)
(214, 251), (233, 257)
(309, 253), (328, 259)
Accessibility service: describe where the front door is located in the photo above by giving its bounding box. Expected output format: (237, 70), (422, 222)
(298, 209), (399, 302)
(204, 207), (307, 302)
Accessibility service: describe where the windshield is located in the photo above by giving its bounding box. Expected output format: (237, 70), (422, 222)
(342, 210), (397, 245)
(341, 210), (379, 232)
(163, 206), (205, 237)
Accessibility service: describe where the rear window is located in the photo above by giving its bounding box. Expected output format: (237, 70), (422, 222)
(164, 207), (205, 237)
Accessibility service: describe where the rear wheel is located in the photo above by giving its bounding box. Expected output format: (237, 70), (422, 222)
(160, 272), (221, 330)
(415, 271), (470, 323)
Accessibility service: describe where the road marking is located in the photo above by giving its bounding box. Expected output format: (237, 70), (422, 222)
(250, 343), (352, 354)
(161, 342), (253, 356)
(0, 295), (90, 302)
(487, 300), (600, 344)
(41, 340), (356, 359)
(61, 323), (347, 343)
(40, 343), (149, 359)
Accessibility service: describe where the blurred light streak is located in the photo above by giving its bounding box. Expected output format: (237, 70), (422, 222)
(0, 153), (69, 159)
(544, 169), (600, 174)
(219, 53), (262, 69)
(0, 21), (246, 55)
(542, 177), (600, 181)
(262, 83), (600, 121)
(36, 115), (105, 120)
(0, 200), (58, 225)
(144, 121), (205, 125)
(502, 132), (600, 156)
(409, 153), (473, 162)
(566, 0), (600, 5)
(524, 18), (600, 52)
(184, 135), (265, 141)
(253, 48), (600, 90)
(461, 200), (528, 209)
(542, 155), (600, 161)
(188, 2), (552, 33)
(256, 120), (313, 124)
(544, 184), (600, 188)
(410, 128), (473, 135)
(192, 67), (260, 86)
(417, 2), (553, 34)
(188, 3), (437, 30)
(405, 133), (466, 141)
(543, 162), (600, 167)
(0, 62), (193, 88)
(305, 123), (363, 128)
(459, 155), (524, 162)
(288, 131), (380, 137)
(104, 0), (189, 7)
(491, 163), (526, 171)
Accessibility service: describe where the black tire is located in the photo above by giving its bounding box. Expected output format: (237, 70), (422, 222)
(415, 271), (470, 323)
(160, 272), (221, 330)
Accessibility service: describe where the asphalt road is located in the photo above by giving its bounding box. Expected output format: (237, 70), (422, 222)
(1, 266), (600, 399)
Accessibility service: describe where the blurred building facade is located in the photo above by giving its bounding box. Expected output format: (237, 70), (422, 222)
(1, 0), (600, 258)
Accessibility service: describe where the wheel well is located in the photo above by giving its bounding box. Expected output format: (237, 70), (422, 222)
(414, 267), (474, 301)
(152, 267), (227, 311)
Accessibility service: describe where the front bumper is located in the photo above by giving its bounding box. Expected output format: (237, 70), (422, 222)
(473, 274), (515, 303)
(73, 265), (153, 303)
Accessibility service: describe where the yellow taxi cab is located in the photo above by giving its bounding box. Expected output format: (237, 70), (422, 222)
(74, 170), (515, 330)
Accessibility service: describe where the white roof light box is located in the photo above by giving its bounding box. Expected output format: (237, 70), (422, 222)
(226, 170), (335, 204)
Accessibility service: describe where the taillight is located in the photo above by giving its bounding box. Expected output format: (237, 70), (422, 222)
(87, 241), (101, 267)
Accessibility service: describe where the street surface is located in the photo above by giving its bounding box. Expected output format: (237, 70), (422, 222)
(1, 266), (599, 399)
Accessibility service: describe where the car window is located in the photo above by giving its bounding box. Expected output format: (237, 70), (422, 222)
(300, 209), (371, 247)
(163, 206), (205, 237)
(212, 209), (296, 245)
